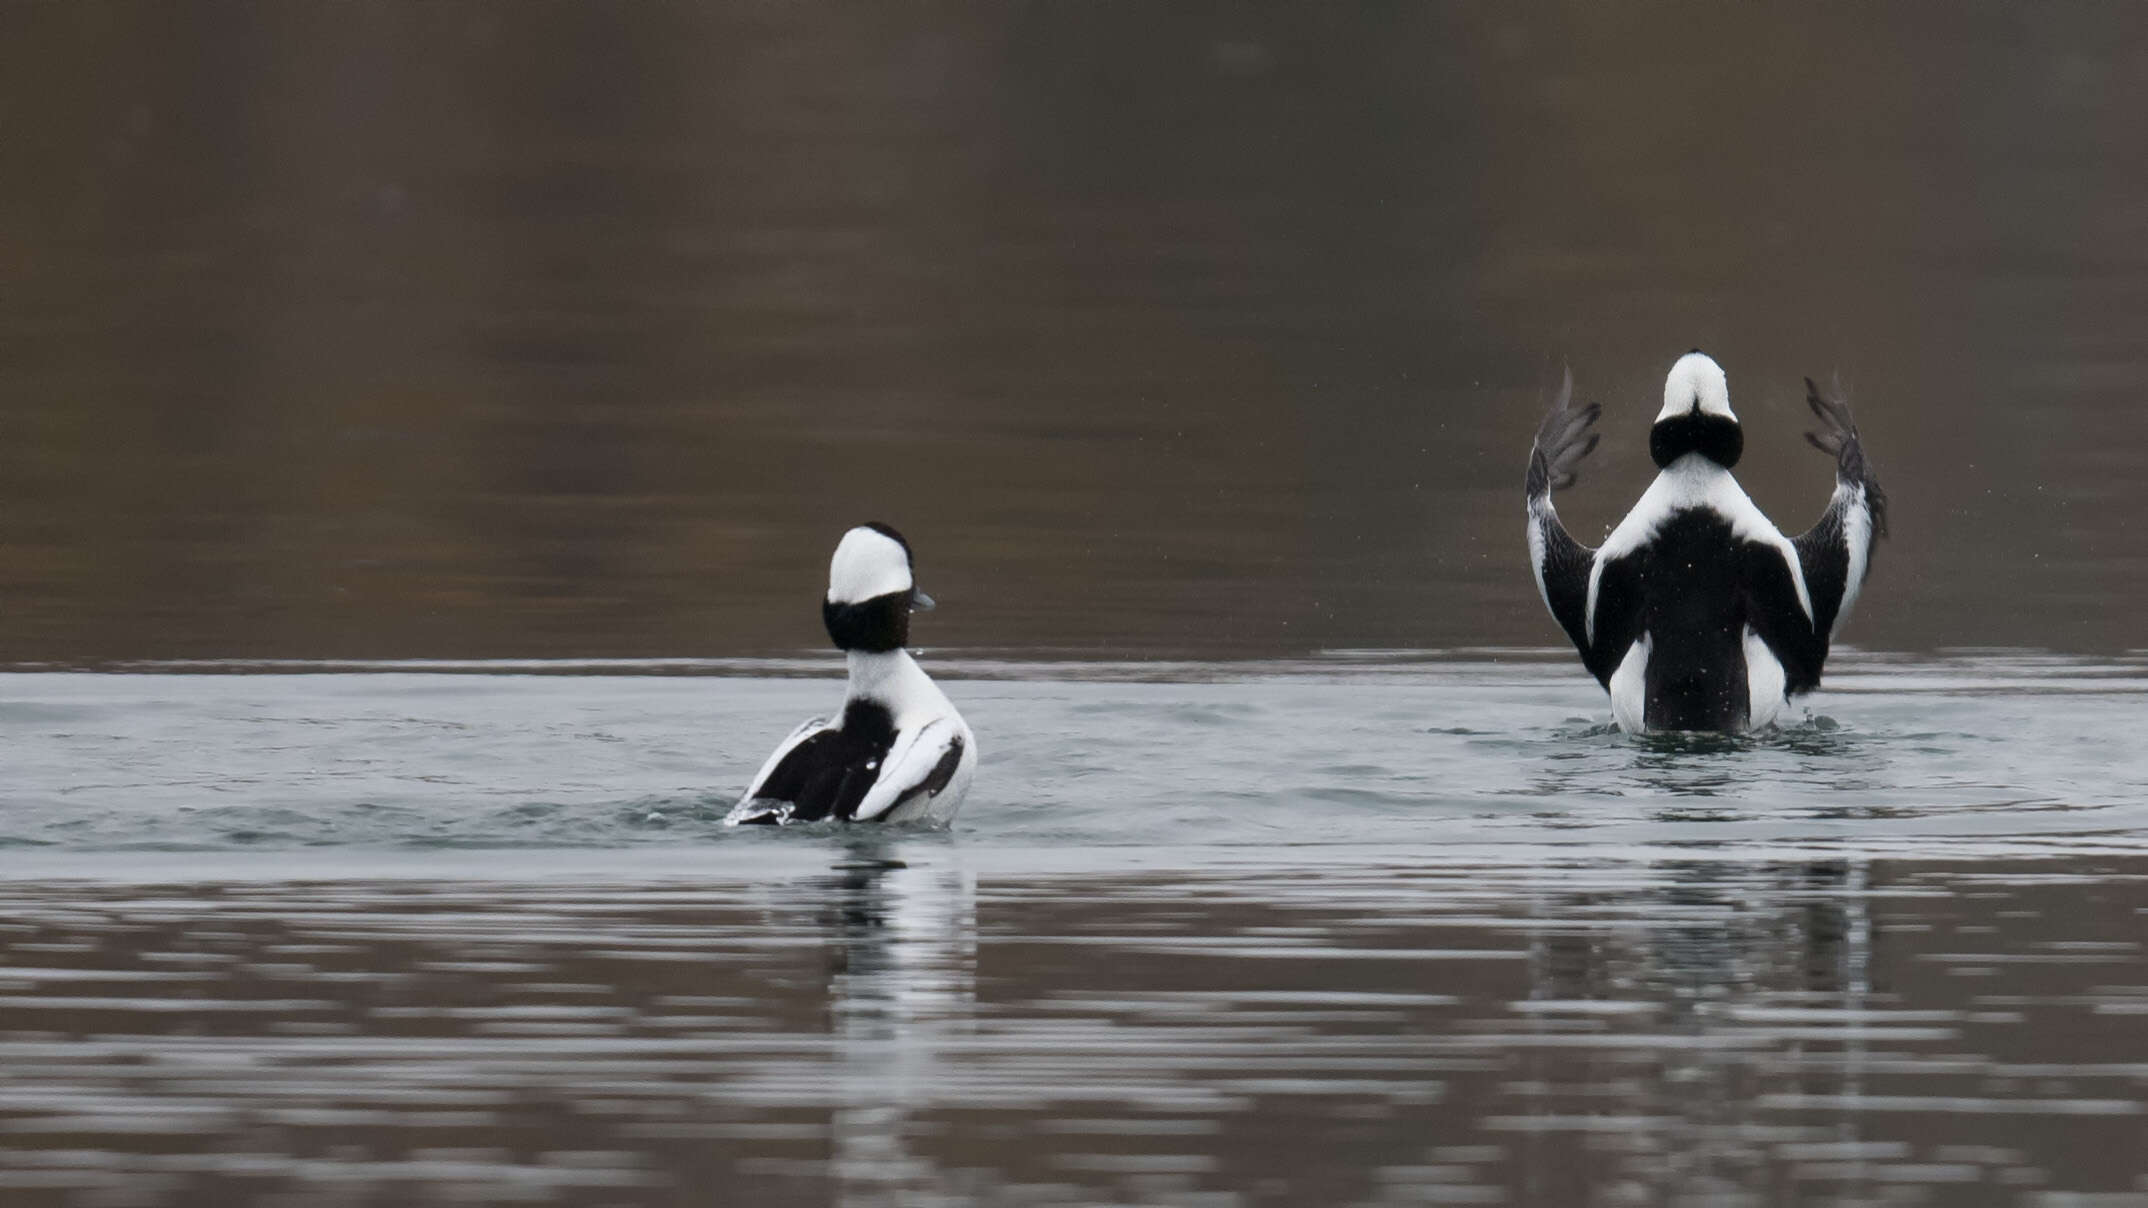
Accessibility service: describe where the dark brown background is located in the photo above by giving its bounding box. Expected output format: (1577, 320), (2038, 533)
(3, 3), (2143, 660)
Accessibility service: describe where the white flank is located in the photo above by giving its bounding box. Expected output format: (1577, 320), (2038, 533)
(851, 715), (967, 822)
(1743, 628), (1788, 728)
(849, 651), (979, 825)
(1609, 635), (1651, 733)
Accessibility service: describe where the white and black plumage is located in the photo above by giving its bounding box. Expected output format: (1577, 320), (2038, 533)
(725, 524), (977, 826)
(1525, 351), (1888, 732)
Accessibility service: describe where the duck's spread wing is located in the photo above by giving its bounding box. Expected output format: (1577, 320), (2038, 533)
(1581, 551), (1645, 688)
(1791, 376), (1887, 642)
(1525, 367), (1607, 673)
(1743, 377), (1887, 698)
(850, 717), (967, 822)
(724, 717), (830, 826)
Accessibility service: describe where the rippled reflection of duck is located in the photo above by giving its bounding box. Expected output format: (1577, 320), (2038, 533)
(1526, 352), (1888, 733)
(816, 841), (976, 1205)
(726, 524), (977, 826)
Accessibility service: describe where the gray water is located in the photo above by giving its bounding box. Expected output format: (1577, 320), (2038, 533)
(4, 656), (2148, 1205)
(8, 652), (2148, 852)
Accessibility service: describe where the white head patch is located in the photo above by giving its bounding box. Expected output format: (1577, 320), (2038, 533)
(1657, 351), (1735, 423)
(827, 526), (913, 604)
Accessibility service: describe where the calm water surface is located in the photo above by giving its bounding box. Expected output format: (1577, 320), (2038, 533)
(2, 655), (2147, 1206)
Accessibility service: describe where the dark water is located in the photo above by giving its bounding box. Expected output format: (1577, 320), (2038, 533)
(3, 4), (2147, 659)
(7, 5), (2148, 1206)
(3, 846), (2146, 1208)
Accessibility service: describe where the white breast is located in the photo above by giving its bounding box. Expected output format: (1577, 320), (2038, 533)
(1608, 635), (1651, 733)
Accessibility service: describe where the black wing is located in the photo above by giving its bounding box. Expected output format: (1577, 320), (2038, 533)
(1741, 376), (1886, 699)
(1584, 551), (1646, 689)
(728, 701), (902, 825)
(1525, 367), (1606, 673)
(1742, 539), (1826, 696)
(730, 728), (880, 824)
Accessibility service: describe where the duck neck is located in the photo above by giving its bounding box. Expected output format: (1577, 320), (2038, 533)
(845, 647), (921, 701)
(1649, 412), (1743, 469)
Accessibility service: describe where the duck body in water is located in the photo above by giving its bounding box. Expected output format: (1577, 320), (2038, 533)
(1525, 352), (1888, 733)
(726, 524), (976, 826)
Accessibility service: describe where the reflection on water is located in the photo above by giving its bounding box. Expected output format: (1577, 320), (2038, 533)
(0, 848), (2143, 1205)
(820, 841), (977, 1207)
(0, 652), (2145, 1200)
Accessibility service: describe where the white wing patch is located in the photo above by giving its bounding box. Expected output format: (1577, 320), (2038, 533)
(1584, 551), (1609, 646)
(1608, 635), (1650, 733)
(850, 716), (965, 822)
(1526, 502), (1550, 608)
(1833, 484), (1872, 636)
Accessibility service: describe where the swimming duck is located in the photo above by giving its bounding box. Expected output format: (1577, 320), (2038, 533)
(726, 524), (976, 824)
(1525, 352), (1887, 731)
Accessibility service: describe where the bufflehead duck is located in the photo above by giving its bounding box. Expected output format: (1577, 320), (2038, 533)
(726, 524), (977, 825)
(1525, 352), (1888, 732)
